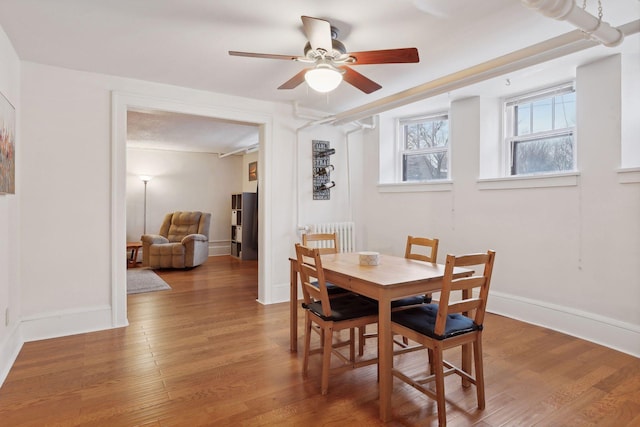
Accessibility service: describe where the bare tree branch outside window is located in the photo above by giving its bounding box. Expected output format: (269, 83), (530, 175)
(402, 117), (449, 181)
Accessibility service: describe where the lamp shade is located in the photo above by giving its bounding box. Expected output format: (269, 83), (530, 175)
(305, 65), (343, 93)
(139, 175), (153, 182)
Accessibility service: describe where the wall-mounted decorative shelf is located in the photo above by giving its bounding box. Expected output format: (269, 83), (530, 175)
(312, 140), (334, 200)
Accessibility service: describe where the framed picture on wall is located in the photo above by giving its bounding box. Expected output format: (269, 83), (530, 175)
(248, 161), (257, 181)
(0, 90), (16, 195)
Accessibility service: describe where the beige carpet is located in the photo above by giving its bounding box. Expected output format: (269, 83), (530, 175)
(127, 268), (171, 294)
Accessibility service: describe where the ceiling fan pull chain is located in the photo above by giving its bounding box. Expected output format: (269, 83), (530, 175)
(597, 0), (603, 22)
(583, 0), (604, 22)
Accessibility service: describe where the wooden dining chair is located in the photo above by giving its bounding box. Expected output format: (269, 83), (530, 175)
(295, 243), (379, 395)
(390, 250), (496, 426)
(359, 235), (440, 354)
(301, 232), (350, 296)
(405, 235), (439, 262)
(302, 232), (340, 254)
(405, 235), (440, 303)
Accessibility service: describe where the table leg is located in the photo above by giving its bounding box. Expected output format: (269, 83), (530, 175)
(290, 259), (298, 352)
(379, 297), (393, 422)
(461, 289), (472, 387)
(127, 248), (135, 268)
(133, 247), (140, 266)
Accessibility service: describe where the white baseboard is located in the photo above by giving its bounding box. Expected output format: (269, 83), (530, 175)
(20, 305), (119, 343)
(488, 290), (640, 358)
(268, 284), (640, 357)
(0, 323), (23, 387)
(0, 306), (124, 388)
(268, 281), (291, 305)
(209, 241), (231, 257)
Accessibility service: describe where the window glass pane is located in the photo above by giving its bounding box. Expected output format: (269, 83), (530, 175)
(515, 104), (530, 135)
(404, 123), (419, 150)
(404, 120), (449, 150)
(554, 92), (576, 129)
(403, 152), (449, 181)
(512, 134), (574, 175)
(428, 120), (448, 148)
(532, 98), (553, 133)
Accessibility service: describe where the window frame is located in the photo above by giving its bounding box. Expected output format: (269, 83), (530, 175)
(503, 82), (576, 177)
(396, 111), (450, 182)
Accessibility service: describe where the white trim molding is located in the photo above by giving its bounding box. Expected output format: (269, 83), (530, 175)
(112, 91), (275, 317)
(20, 305), (117, 343)
(0, 323), (23, 387)
(269, 281), (292, 305)
(488, 290), (640, 357)
(378, 180), (453, 193)
(617, 167), (640, 184)
(209, 240), (232, 257)
(478, 172), (579, 190)
(1, 307), (118, 386)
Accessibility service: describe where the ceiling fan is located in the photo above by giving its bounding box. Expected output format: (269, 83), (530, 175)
(229, 16), (419, 94)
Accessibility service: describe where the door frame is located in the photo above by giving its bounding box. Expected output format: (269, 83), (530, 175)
(111, 91), (272, 326)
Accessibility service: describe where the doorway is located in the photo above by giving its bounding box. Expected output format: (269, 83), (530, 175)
(111, 92), (272, 327)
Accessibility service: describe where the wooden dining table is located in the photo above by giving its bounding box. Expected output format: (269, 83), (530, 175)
(289, 252), (473, 422)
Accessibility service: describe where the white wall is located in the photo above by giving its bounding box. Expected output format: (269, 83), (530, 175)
(126, 148), (242, 256)
(0, 25), (21, 385)
(16, 61), (305, 349)
(621, 49), (640, 167)
(361, 54), (640, 356)
(295, 126), (354, 229)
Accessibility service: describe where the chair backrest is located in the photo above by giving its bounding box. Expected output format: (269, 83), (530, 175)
(159, 211), (211, 242)
(295, 243), (332, 317)
(302, 232), (339, 255)
(434, 250), (496, 337)
(405, 235), (439, 263)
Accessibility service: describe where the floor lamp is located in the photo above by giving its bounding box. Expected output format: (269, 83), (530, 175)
(139, 175), (152, 234)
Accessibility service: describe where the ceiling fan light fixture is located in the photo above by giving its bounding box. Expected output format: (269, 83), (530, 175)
(304, 64), (343, 93)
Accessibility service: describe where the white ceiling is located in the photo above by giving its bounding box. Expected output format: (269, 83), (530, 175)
(1, 0), (638, 153)
(126, 109), (260, 153)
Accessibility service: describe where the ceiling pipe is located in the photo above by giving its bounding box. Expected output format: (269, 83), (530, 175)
(344, 116), (377, 222)
(323, 19), (638, 126)
(218, 143), (259, 158)
(292, 101), (332, 121)
(522, 0), (624, 47)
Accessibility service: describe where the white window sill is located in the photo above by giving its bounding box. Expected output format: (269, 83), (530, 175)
(378, 180), (453, 193)
(618, 167), (640, 184)
(477, 172), (579, 190)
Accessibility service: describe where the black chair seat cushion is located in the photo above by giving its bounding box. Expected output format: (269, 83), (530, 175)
(391, 304), (481, 340)
(310, 280), (350, 295)
(306, 294), (378, 321)
(392, 295), (426, 308)
(362, 295), (426, 308)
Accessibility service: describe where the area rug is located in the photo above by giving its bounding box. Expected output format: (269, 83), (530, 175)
(127, 268), (171, 294)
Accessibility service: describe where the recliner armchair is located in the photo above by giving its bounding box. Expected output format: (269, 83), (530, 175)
(141, 211), (211, 269)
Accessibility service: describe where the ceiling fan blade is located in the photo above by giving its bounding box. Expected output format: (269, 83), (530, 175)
(229, 51), (299, 61)
(348, 48), (419, 65)
(278, 69), (309, 90)
(340, 66), (382, 94)
(301, 16), (333, 52)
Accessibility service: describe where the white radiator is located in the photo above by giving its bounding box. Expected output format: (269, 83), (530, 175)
(308, 221), (356, 253)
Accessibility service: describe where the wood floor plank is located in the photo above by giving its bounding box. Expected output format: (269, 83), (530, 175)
(1, 256), (638, 426)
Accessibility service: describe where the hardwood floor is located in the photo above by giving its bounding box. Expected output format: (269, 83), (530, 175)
(1, 256), (639, 426)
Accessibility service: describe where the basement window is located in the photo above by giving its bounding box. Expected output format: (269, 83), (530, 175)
(504, 83), (576, 176)
(398, 112), (449, 182)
